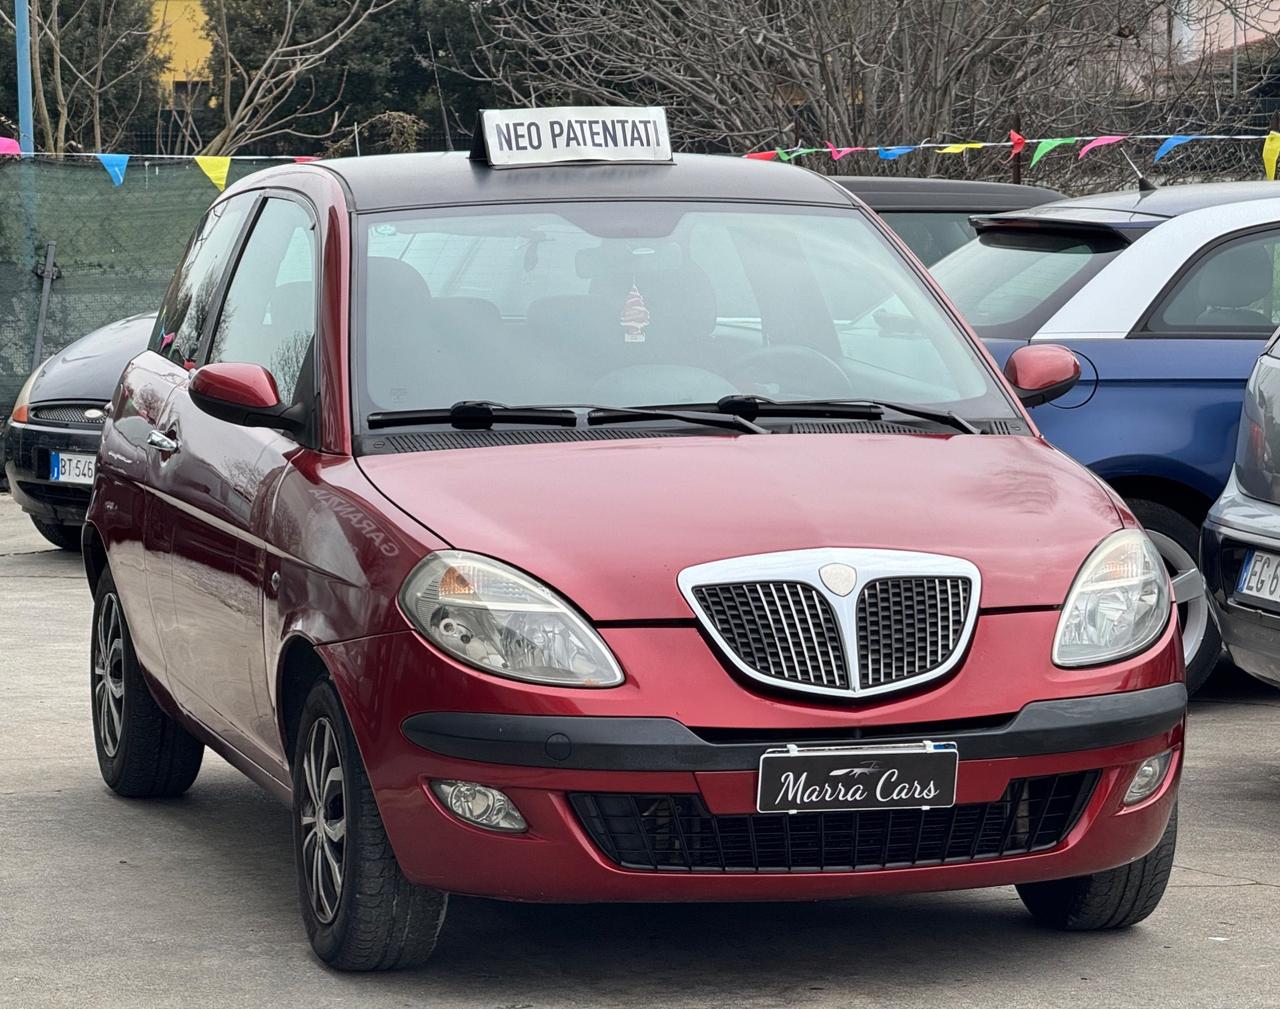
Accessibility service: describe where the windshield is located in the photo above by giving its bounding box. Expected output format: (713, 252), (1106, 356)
(355, 202), (1015, 424)
(879, 211), (977, 265)
(930, 227), (1129, 341)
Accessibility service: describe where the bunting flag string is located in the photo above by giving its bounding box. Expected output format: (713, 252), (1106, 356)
(742, 130), (1280, 178)
(96, 153), (129, 186)
(194, 155), (232, 191)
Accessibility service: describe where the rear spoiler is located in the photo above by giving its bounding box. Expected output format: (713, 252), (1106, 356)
(969, 214), (1141, 243)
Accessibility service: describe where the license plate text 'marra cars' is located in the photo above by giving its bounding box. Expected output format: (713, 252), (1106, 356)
(757, 742), (959, 814)
(1236, 548), (1280, 605)
(49, 451), (96, 485)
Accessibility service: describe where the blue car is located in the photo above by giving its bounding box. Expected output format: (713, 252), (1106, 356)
(932, 182), (1280, 691)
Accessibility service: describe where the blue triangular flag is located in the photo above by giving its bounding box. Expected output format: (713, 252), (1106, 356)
(96, 153), (129, 186)
(877, 145), (916, 160)
(1153, 136), (1196, 162)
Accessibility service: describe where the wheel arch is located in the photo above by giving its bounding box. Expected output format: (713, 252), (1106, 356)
(81, 521), (108, 596)
(276, 635), (332, 768)
(1094, 470), (1217, 525)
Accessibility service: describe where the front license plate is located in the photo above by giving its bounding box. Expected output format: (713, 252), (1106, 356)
(49, 451), (96, 485)
(1236, 548), (1280, 604)
(757, 742), (959, 814)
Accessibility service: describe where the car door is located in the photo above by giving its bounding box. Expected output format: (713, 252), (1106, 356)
(146, 194), (319, 771)
(1031, 227), (1280, 497)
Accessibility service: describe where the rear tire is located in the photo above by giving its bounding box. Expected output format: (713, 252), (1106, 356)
(1016, 805), (1177, 930)
(1126, 499), (1219, 694)
(92, 568), (204, 797)
(32, 515), (80, 551)
(292, 678), (448, 971)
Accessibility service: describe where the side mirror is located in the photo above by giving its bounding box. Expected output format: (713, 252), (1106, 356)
(189, 362), (304, 433)
(1003, 344), (1081, 408)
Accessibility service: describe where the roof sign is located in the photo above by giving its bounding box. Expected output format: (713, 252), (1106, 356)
(470, 107), (672, 168)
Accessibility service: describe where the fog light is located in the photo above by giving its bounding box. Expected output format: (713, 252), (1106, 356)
(1124, 750), (1173, 806)
(430, 780), (527, 832)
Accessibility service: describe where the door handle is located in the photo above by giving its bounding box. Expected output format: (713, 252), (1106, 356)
(146, 430), (181, 453)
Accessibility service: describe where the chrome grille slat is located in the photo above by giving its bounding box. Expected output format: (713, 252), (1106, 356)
(856, 576), (971, 691)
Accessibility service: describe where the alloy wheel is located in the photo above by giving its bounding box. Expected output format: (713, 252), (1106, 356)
(299, 716), (346, 924)
(1145, 529), (1208, 670)
(93, 592), (126, 757)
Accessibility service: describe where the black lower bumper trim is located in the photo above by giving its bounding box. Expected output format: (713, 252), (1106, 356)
(401, 683), (1187, 771)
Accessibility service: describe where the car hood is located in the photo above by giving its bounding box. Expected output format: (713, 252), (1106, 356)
(32, 312), (155, 405)
(359, 432), (1123, 619)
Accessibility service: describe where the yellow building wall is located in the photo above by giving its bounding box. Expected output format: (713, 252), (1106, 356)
(152, 0), (212, 89)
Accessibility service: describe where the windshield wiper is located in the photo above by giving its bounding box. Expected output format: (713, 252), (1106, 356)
(367, 401), (578, 430)
(587, 405), (768, 435)
(705, 395), (981, 435)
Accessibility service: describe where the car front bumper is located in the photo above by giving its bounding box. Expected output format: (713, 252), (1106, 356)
(319, 619), (1185, 903)
(1202, 470), (1280, 688)
(3, 419), (102, 524)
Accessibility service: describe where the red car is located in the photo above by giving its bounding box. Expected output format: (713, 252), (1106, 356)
(84, 107), (1185, 971)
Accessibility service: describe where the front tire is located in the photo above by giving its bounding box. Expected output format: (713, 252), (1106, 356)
(1127, 499), (1219, 694)
(1016, 805), (1177, 930)
(292, 679), (447, 971)
(92, 568), (204, 797)
(32, 515), (80, 551)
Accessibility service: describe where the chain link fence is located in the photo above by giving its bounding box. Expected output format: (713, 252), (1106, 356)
(0, 156), (280, 418)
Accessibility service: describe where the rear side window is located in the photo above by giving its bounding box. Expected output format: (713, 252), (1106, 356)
(879, 211), (976, 265)
(931, 228), (1127, 341)
(208, 198), (317, 402)
(149, 194), (253, 365)
(1146, 229), (1280, 335)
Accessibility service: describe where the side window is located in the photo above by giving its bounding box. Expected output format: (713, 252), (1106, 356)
(150, 195), (254, 365)
(208, 199), (317, 402)
(1148, 230), (1280, 335)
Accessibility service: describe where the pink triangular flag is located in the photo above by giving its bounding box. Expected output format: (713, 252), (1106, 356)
(293, 155), (319, 163)
(0, 136), (21, 156)
(825, 141), (862, 160)
(1078, 135), (1127, 158)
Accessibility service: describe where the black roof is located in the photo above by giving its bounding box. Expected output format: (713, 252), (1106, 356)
(981, 180), (1280, 229)
(834, 176), (1063, 212)
(298, 151), (859, 212)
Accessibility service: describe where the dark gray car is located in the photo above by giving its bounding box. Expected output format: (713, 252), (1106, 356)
(3, 312), (155, 548)
(1202, 334), (1280, 689)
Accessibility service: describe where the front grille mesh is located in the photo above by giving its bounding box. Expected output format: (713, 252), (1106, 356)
(571, 772), (1097, 873)
(692, 582), (849, 690)
(856, 577), (971, 690)
(29, 403), (105, 427)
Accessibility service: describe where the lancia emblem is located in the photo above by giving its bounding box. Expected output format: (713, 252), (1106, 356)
(819, 562), (857, 596)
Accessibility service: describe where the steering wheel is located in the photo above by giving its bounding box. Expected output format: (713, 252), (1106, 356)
(728, 344), (855, 400)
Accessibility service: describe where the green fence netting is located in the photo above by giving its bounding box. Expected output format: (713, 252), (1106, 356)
(0, 157), (279, 417)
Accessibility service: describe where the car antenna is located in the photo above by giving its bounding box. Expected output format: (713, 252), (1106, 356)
(1121, 148), (1158, 192)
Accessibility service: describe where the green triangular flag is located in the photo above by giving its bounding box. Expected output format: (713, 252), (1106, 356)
(1029, 138), (1077, 168)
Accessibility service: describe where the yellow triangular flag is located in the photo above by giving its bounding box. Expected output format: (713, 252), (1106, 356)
(195, 155), (231, 191)
(938, 142), (984, 154)
(1264, 132), (1280, 180)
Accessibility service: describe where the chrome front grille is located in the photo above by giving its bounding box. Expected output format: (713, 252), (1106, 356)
(691, 582), (850, 690)
(679, 549), (981, 700)
(856, 577), (971, 690)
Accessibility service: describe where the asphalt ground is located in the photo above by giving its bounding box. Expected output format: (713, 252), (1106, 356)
(1, 491), (1278, 1008)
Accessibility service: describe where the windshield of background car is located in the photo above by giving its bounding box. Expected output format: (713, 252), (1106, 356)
(355, 201), (1017, 424)
(879, 211), (977, 265)
(930, 227), (1129, 341)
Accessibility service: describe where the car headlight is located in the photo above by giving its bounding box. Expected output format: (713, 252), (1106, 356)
(1053, 529), (1171, 667)
(8, 362), (45, 424)
(399, 550), (624, 687)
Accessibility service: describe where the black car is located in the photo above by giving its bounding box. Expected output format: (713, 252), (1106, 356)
(835, 177), (1063, 265)
(1202, 334), (1280, 690)
(3, 312), (155, 549)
